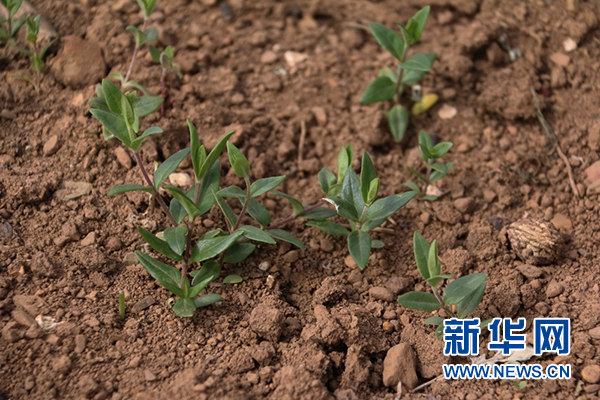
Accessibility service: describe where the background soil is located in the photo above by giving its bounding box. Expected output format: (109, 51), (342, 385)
(1, 0), (600, 399)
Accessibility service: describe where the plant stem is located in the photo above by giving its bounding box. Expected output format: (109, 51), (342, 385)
(432, 287), (457, 319)
(394, 45), (409, 104)
(180, 180), (203, 285)
(159, 68), (166, 117)
(133, 151), (178, 227)
(233, 178), (252, 232)
(124, 18), (147, 85)
(265, 199), (327, 231)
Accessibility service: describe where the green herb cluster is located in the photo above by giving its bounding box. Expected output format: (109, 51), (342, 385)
(361, 6), (436, 142)
(149, 45), (181, 117)
(0, 0), (25, 47)
(398, 232), (489, 337)
(404, 130), (453, 201)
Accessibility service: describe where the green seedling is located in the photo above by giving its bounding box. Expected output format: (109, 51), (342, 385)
(360, 6), (436, 142)
(306, 145), (416, 269)
(398, 232), (489, 337)
(118, 292), (126, 320)
(149, 45), (182, 117)
(89, 79), (310, 317)
(404, 130), (453, 201)
(0, 0), (25, 47)
(11, 15), (56, 91)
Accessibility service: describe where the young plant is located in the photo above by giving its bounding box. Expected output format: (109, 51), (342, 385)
(11, 15), (56, 90)
(360, 6), (437, 142)
(306, 145), (416, 269)
(149, 45), (181, 117)
(398, 232), (488, 338)
(403, 130), (453, 201)
(0, 0), (25, 47)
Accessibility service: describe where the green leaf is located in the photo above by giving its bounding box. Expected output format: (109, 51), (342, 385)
(108, 183), (153, 196)
(214, 193), (237, 228)
(378, 67), (397, 83)
(188, 120), (205, 181)
(166, 185), (201, 220)
(513, 381), (527, 390)
(431, 142), (453, 158)
(267, 229), (305, 249)
(217, 185), (247, 199)
(429, 162), (453, 183)
(223, 243), (256, 263)
(443, 273), (488, 305)
(102, 79), (123, 114)
(172, 297), (196, 317)
(397, 291), (440, 311)
(135, 251), (183, 297)
(250, 176), (286, 197)
(360, 152), (377, 203)
(424, 316), (444, 326)
(238, 225), (276, 244)
(399, 53), (433, 72)
(271, 191), (304, 215)
(421, 195), (439, 201)
(200, 131), (235, 179)
(153, 148), (191, 188)
(341, 169), (365, 218)
(196, 161), (221, 214)
(318, 167), (337, 195)
(121, 95), (135, 127)
(145, 28), (158, 43)
(307, 220), (350, 236)
(406, 166), (427, 184)
(435, 324), (444, 338)
(325, 196), (360, 222)
(199, 229), (223, 240)
(371, 240), (384, 249)
(149, 45), (161, 62)
(170, 187), (194, 224)
(226, 142), (250, 178)
(337, 145), (353, 183)
(190, 261), (221, 290)
(405, 6), (430, 44)
(427, 240), (440, 278)
(132, 96), (163, 117)
(368, 22), (404, 60)
(413, 232), (431, 280)
(163, 225), (188, 256)
(301, 207), (337, 220)
(480, 319), (494, 329)
(190, 232), (243, 263)
(457, 281), (487, 318)
(223, 275), (243, 284)
(365, 192), (416, 223)
(403, 181), (420, 193)
(367, 179), (380, 204)
(137, 227), (182, 261)
(194, 293), (222, 308)
(426, 274), (450, 289)
(246, 198), (271, 227)
(348, 230), (371, 270)
(89, 109), (130, 146)
(402, 53), (437, 84)
(360, 76), (396, 104)
(39, 38), (57, 59)
(130, 126), (164, 150)
(388, 104), (409, 142)
(418, 130), (434, 161)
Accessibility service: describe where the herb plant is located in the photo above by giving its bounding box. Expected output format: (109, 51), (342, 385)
(306, 145), (416, 269)
(0, 0), (25, 47)
(360, 6), (436, 142)
(403, 130), (453, 201)
(398, 232), (488, 337)
(11, 15), (56, 91)
(149, 45), (181, 117)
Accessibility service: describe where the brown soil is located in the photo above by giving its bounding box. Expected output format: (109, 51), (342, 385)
(2, 0), (600, 399)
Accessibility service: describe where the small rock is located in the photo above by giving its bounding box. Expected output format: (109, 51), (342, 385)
(144, 370), (157, 382)
(105, 237), (122, 251)
(438, 104), (457, 120)
(78, 375), (99, 398)
(382, 343), (419, 389)
(0, 109), (16, 119)
(311, 107), (327, 126)
(114, 147), (132, 169)
(483, 189), (497, 203)
(420, 212), (431, 225)
(53, 181), (92, 201)
(369, 287), (395, 302)
(258, 261), (271, 272)
(344, 255), (357, 268)
(260, 50), (277, 64)
(382, 321), (394, 334)
(550, 53), (570, 67)
(81, 232), (96, 246)
(13, 295), (45, 317)
(516, 264), (543, 279)
(249, 302), (284, 341)
(132, 296), (156, 313)
(24, 376), (35, 391)
(128, 356), (142, 368)
(385, 277), (413, 295)
(0, 222), (13, 238)
(62, 221), (80, 241)
(284, 51), (308, 68)
(563, 38), (577, 52)
(75, 334), (87, 353)
(122, 252), (138, 266)
(231, 93), (245, 105)
(589, 326), (600, 339)
(551, 213), (572, 230)
(43, 135), (60, 156)
(52, 355), (72, 373)
(582, 365), (600, 384)
(283, 250), (299, 263)
(320, 238), (334, 252)
(51, 35), (106, 89)
(453, 197), (476, 214)
(12, 310), (37, 328)
(47, 334), (61, 346)
(2, 321), (22, 342)
(24, 325), (43, 339)
(546, 280), (564, 298)
(169, 172), (193, 187)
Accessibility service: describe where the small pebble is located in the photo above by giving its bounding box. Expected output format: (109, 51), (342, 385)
(582, 365), (600, 384)
(115, 147), (132, 169)
(369, 287), (395, 302)
(43, 135), (60, 156)
(260, 50), (277, 64)
(132, 296), (156, 313)
(320, 238), (334, 252)
(546, 280), (564, 298)
(344, 255), (357, 268)
(75, 334), (86, 353)
(283, 250), (299, 263)
(81, 232), (96, 246)
(144, 370), (157, 382)
(258, 261), (271, 272)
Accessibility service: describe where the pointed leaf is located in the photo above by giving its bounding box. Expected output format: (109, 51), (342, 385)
(238, 225), (276, 244)
(153, 148), (191, 188)
(217, 185), (247, 199)
(360, 152), (377, 203)
(430, 162), (453, 183)
(365, 192), (415, 223)
(223, 242), (256, 263)
(325, 196), (359, 221)
(426, 274), (453, 289)
(163, 225), (188, 256)
(402, 53), (437, 84)
(130, 126), (164, 150)
(341, 169), (365, 218)
(403, 181), (421, 193)
(424, 316), (444, 326)
(166, 185), (201, 220)
(397, 291), (440, 311)
(427, 240), (440, 277)
(406, 166), (427, 184)
(190, 232), (243, 263)
(190, 260), (221, 287)
(246, 198), (271, 227)
(250, 176), (286, 197)
(170, 187), (194, 224)
(172, 297), (196, 317)
(197, 161), (221, 214)
(348, 230), (371, 270)
(200, 131), (235, 179)
(443, 273), (488, 305)
(135, 251), (183, 297)
(457, 282), (487, 318)
(188, 120), (204, 181)
(379, 67), (397, 83)
(214, 193), (237, 228)
(223, 275), (243, 284)
(399, 53), (433, 72)
(413, 232), (431, 280)
(388, 104), (409, 142)
(132, 96), (163, 117)
(194, 293), (222, 308)
(431, 142), (453, 158)
(89, 109), (130, 146)
(102, 79), (122, 114)
(226, 142), (249, 178)
(318, 167), (337, 195)
(271, 191), (304, 215)
(108, 184), (153, 196)
(301, 207), (337, 220)
(368, 22), (404, 60)
(360, 76), (396, 104)
(405, 6), (430, 44)
(137, 227), (182, 260)
(267, 229), (305, 249)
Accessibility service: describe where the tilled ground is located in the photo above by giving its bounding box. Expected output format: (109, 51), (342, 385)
(1, 0), (600, 399)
